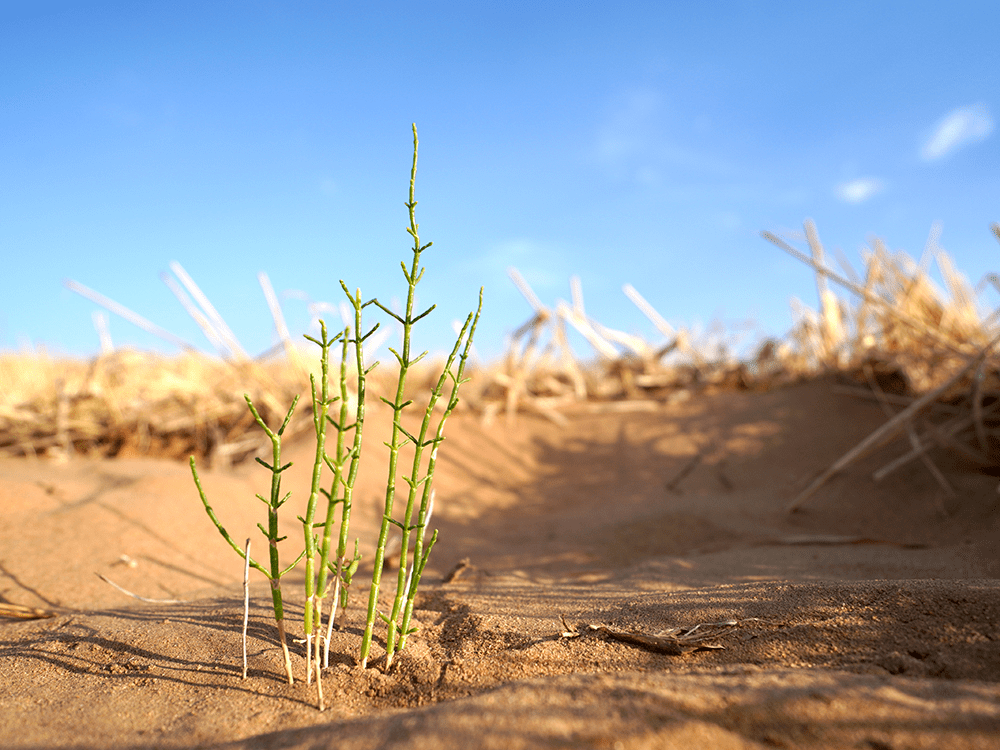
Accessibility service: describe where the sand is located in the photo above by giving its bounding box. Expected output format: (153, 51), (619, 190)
(1, 377), (998, 749)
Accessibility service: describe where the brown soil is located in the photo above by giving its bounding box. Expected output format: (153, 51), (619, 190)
(2, 378), (998, 749)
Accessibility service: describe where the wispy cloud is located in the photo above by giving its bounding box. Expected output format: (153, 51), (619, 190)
(919, 103), (994, 161)
(594, 88), (660, 165)
(593, 87), (730, 185)
(834, 177), (884, 204)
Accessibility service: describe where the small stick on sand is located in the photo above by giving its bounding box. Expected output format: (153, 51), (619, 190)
(242, 538), (250, 680)
(0, 603), (57, 620)
(96, 574), (187, 604)
(587, 624), (723, 655)
(507, 267), (546, 314)
(560, 619), (734, 654)
(622, 283), (676, 340)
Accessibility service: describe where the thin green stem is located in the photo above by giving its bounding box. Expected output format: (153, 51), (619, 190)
(322, 288), (376, 666)
(360, 124), (482, 670)
(190, 457), (269, 577)
(314, 327), (351, 663)
(383, 305), (477, 667)
(398, 291), (482, 650)
(190, 391), (301, 684)
(300, 321), (339, 685)
(360, 123), (427, 668)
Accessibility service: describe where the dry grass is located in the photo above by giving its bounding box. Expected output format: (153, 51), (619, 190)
(4, 220), (1000, 507)
(0, 348), (455, 465)
(472, 268), (758, 426)
(0, 350), (300, 464)
(762, 220), (1000, 509)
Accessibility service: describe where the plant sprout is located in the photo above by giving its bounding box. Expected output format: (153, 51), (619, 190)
(190, 395), (303, 684)
(191, 124), (481, 708)
(359, 124), (481, 669)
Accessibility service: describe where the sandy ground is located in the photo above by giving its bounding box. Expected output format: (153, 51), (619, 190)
(1, 377), (998, 749)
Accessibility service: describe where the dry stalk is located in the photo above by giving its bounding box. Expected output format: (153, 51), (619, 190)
(863, 364), (954, 510)
(787, 321), (1000, 512)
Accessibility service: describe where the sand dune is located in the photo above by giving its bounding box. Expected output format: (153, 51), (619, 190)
(2, 379), (998, 748)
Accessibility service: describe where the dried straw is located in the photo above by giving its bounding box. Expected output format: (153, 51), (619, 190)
(6, 219), (1000, 502)
(767, 220), (1000, 511)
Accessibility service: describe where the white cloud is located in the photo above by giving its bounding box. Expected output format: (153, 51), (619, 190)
(834, 177), (884, 204)
(594, 88), (662, 166)
(594, 87), (730, 183)
(919, 103), (994, 161)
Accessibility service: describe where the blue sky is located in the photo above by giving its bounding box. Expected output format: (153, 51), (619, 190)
(2, 1), (998, 362)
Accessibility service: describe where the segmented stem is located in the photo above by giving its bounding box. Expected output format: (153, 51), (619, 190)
(190, 391), (301, 685)
(398, 291), (481, 649)
(360, 124), (481, 670)
(360, 123), (429, 668)
(300, 322), (339, 685)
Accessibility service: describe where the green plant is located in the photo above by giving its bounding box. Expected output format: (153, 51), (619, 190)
(190, 395), (303, 685)
(190, 124), (481, 706)
(297, 305), (373, 705)
(358, 126), (481, 669)
(311, 303), (368, 670)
